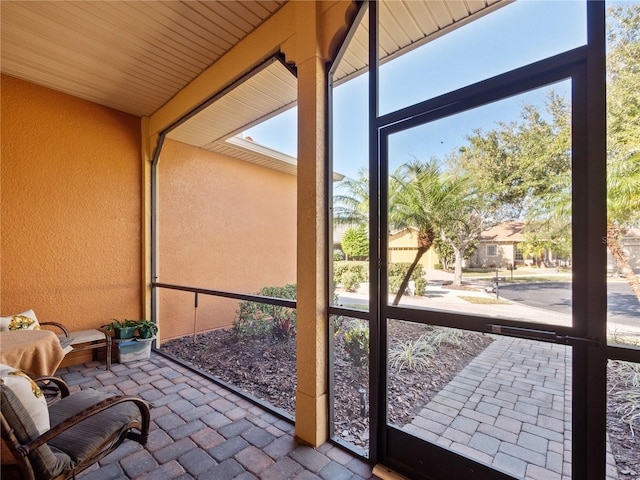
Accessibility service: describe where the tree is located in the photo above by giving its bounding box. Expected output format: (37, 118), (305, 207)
(341, 224), (369, 260)
(389, 160), (468, 302)
(607, 5), (640, 163)
(434, 235), (478, 272)
(458, 92), (572, 221)
(605, 5), (640, 301)
(433, 237), (455, 271)
(606, 153), (640, 299)
(520, 230), (552, 267)
(438, 200), (488, 286)
(439, 150), (501, 285)
(458, 4), (640, 302)
(333, 167), (369, 227)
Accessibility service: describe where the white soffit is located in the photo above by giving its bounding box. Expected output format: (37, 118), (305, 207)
(167, 59), (296, 147)
(165, 58), (297, 175)
(1, 0), (507, 173)
(216, 136), (297, 176)
(332, 0), (507, 84)
(0, 0), (286, 117)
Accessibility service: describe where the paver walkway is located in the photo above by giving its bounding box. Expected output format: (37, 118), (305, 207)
(403, 336), (619, 480)
(54, 355), (378, 480)
(54, 339), (624, 479)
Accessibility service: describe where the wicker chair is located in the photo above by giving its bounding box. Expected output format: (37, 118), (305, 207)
(1, 375), (150, 480)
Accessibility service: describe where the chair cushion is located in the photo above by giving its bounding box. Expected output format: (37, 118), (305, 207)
(0, 364), (49, 434)
(0, 309), (40, 331)
(65, 329), (106, 344)
(0, 384), (70, 478)
(48, 389), (142, 465)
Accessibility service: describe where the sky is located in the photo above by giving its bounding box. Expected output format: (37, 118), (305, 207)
(244, 0), (588, 180)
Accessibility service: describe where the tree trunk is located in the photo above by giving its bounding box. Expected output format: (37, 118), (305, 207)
(607, 225), (640, 303)
(391, 247), (427, 306)
(453, 245), (464, 286)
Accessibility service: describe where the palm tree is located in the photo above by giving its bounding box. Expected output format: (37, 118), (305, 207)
(605, 5), (640, 302)
(607, 153), (640, 301)
(389, 160), (467, 304)
(333, 167), (370, 227)
(542, 152), (640, 302)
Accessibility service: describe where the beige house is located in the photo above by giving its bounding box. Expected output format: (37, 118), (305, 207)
(333, 227), (439, 269)
(469, 221), (527, 268)
(608, 228), (640, 274)
(472, 222), (640, 271)
(388, 228), (439, 270)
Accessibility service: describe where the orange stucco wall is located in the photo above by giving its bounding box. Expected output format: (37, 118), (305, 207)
(1, 75), (142, 337)
(157, 139), (296, 341)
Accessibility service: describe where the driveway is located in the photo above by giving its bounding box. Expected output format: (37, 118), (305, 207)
(497, 280), (639, 333)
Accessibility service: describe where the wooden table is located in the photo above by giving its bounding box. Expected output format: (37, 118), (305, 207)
(0, 329), (66, 376)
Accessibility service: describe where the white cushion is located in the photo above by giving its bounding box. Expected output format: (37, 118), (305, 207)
(0, 363), (50, 434)
(0, 309), (41, 331)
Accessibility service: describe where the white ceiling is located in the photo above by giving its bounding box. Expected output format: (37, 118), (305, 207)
(1, 0), (504, 173)
(0, 0), (286, 117)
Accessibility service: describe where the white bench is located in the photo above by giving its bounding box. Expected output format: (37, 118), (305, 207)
(42, 323), (112, 370)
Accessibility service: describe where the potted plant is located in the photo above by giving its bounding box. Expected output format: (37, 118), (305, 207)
(135, 320), (157, 339)
(102, 319), (138, 339)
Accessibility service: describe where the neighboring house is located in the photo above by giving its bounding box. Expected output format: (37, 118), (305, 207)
(607, 228), (640, 274)
(469, 221), (527, 268)
(388, 228), (439, 270)
(333, 226), (439, 270)
(471, 222), (640, 271)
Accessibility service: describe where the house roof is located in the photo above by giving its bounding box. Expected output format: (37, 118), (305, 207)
(479, 221), (526, 242)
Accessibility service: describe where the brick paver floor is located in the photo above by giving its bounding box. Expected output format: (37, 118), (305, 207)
(55, 354), (378, 480)
(55, 339), (621, 480)
(402, 336), (619, 480)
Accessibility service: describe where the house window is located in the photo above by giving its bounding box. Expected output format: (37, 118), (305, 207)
(487, 244), (498, 257)
(515, 248), (524, 261)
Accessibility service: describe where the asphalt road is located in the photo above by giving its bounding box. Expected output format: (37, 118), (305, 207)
(497, 280), (640, 330)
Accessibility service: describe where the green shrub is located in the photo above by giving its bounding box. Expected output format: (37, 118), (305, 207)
(414, 277), (427, 296)
(609, 361), (640, 433)
(387, 263), (426, 295)
(234, 284), (297, 341)
(613, 389), (640, 432)
(388, 275), (403, 294)
(341, 271), (361, 292)
(234, 301), (272, 340)
(333, 261), (368, 291)
(387, 263), (425, 280)
(343, 321), (369, 367)
(427, 327), (465, 347)
(273, 316), (295, 340)
(611, 360), (640, 388)
(388, 335), (435, 372)
(332, 315), (345, 338)
(341, 225), (369, 259)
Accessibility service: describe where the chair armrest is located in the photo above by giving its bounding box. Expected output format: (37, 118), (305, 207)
(17, 395), (151, 456)
(40, 322), (70, 337)
(33, 376), (70, 404)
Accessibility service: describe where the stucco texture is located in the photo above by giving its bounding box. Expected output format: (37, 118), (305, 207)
(157, 139), (296, 341)
(1, 75), (142, 332)
(388, 229), (439, 269)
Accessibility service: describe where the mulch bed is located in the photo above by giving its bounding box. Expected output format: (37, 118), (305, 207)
(160, 324), (639, 476)
(160, 321), (492, 448)
(607, 361), (640, 480)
